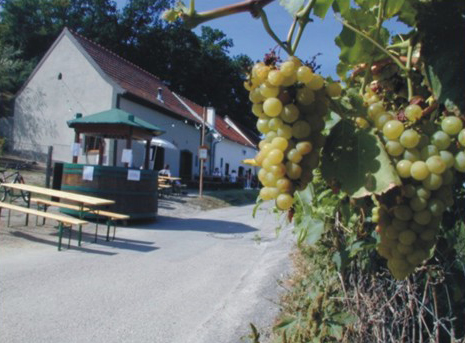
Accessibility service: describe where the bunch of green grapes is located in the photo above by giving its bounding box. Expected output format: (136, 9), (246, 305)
(363, 89), (465, 279)
(245, 56), (342, 211)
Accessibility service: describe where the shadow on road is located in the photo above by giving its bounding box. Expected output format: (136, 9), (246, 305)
(129, 216), (258, 234)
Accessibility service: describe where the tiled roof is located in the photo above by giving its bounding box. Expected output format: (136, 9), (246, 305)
(178, 95), (256, 148)
(69, 30), (197, 123)
(68, 29), (255, 149)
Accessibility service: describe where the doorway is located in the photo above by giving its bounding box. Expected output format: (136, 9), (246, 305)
(151, 146), (165, 171)
(179, 150), (193, 179)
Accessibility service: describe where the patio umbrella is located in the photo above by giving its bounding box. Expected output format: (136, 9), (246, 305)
(151, 137), (178, 150)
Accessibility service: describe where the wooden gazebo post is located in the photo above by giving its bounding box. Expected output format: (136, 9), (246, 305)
(144, 139), (151, 170)
(73, 130), (80, 164)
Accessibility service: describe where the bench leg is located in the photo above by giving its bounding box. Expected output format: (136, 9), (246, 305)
(7, 209), (11, 227)
(68, 225), (72, 248)
(95, 216), (100, 243)
(58, 222), (64, 251)
(106, 220), (112, 241)
(78, 225), (83, 246)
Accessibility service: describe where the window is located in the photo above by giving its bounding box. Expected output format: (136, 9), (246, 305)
(83, 135), (103, 154)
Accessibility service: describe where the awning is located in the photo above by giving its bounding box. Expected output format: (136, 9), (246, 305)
(151, 137), (178, 150)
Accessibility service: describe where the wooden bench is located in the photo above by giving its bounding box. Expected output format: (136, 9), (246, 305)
(30, 198), (129, 243)
(0, 201), (88, 251)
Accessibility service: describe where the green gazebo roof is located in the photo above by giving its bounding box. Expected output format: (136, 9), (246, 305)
(67, 108), (165, 136)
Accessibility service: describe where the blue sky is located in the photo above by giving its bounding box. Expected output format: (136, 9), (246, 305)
(115, 1), (409, 79)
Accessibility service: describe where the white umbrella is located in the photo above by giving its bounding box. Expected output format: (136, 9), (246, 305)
(151, 137), (178, 150)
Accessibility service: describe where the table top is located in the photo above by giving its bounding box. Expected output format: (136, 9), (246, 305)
(158, 175), (181, 181)
(1, 183), (115, 206)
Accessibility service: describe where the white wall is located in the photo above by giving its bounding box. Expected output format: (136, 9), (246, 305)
(118, 98), (201, 177)
(214, 139), (257, 177)
(13, 34), (115, 162)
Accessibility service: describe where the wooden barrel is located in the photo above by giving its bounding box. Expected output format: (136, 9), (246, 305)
(60, 163), (158, 220)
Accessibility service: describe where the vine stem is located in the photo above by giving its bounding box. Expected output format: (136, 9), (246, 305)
(406, 43), (414, 101)
(291, 0), (317, 55)
(182, 0), (275, 29)
(259, 9), (292, 55)
(335, 15), (407, 73)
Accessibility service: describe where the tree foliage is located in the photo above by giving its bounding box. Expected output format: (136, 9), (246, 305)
(0, 0), (254, 127)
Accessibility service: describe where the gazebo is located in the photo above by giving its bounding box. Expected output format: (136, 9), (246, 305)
(61, 109), (165, 220)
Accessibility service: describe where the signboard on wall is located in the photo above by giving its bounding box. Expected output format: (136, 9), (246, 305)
(198, 145), (208, 160)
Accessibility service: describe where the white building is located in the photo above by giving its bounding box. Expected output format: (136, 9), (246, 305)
(13, 28), (257, 179)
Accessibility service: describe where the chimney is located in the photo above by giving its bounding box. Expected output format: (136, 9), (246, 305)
(206, 107), (216, 128)
(157, 87), (164, 102)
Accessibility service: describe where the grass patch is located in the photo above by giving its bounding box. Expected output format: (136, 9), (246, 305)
(204, 189), (259, 206)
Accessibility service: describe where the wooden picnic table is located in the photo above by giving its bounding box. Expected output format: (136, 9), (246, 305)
(1, 183), (116, 247)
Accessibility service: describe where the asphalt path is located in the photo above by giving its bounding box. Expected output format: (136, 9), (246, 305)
(0, 203), (294, 343)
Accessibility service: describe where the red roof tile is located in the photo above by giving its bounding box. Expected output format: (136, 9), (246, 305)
(69, 30), (198, 123)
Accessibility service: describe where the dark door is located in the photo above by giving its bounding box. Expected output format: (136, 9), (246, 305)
(238, 166), (244, 177)
(179, 150), (193, 179)
(152, 146), (165, 171)
(225, 163), (230, 176)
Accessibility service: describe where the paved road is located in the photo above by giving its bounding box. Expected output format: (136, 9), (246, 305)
(0, 204), (294, 343)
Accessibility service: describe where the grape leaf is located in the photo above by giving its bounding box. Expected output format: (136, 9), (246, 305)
(416, 0), (465, 113)
(279, 0), (305, 16)
(384, 0), (405, 19)
(313, 0), (335, 19)
(321, 119), (401, 198)
(332, 0), (350, 16)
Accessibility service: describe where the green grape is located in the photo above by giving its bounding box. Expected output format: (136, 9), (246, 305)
(252, 103), (266, 118)
(383, 120), (405, 140)
(405, 104), (423, 122)
(271, 137), (288, 151)
(397, 243), (414, 255)
(296, 141), (312, 155)
(296, 87), (315, 105)
(296, 66), (313, 83)
(410, 161), (430, 180)
(394, 205), (413, 221)
(422, 173), (443, 190)
(276, 178), (293, 193)
(377, 244), (392, 259)
(263, 98), (283, 117)
(259, 187), (279, 200)
(416, 134), (430, 150)
(270, 164), (286, 178)
(280, 61), (296, 76)
(268, 117), (283, 131)
(264, 172), (277, 186)
(281, 104), (299, 123)
(458, 129), (465, 147)
(426, 156), (446, 174)
(277, 124), (293, 140)
(287, 149), (303, 163)
(386, 141), (405, 157)
(428, 198), (445, 216)
(366, 94), (380, 105)
(375, 113), (393, 130)
(249, 87), (265, 103)
(413, 209), (432, 225)
(268, 69), (284, 86)
(403, 148), (421, 162)
(265, 131), (277, 142)
(267, 149), (284, 164)
(292, 120), (311, 139)
(406, 249), (429, 266)
(403, 184), (416, 198)
(454, 151), (465, 172)
(326, 82), (342, 97)
(281, 74), (297, 87)
(399, 230), (417, 245)
(392, 218), (409, 231)
(409, 196), (428, 212)
(441, 116), (463, 135)
(420, 229), (436, 241)
(307, 74), (324, 90)
(261, 157), (275, 171)
(396, 160), (412, 178)
(256, 118), (270, 134)
(399, 129), (420, 148)
(255, 64), (270, 82)
(276, 193), (294, 210)
(431, 131), (451, 150)
(416, 186), (431, 200)
(410, 222), (425, 233)
(385, 225), (400, 239)
(286, 161), (302, 180)
(420, 145), (439, 160)
(306, 115), (325, 132)
(442, 169), (454, 185)
(439, 150), (454, 169)
(259, 82), (280, 98)
(367, 102), (385, 120)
